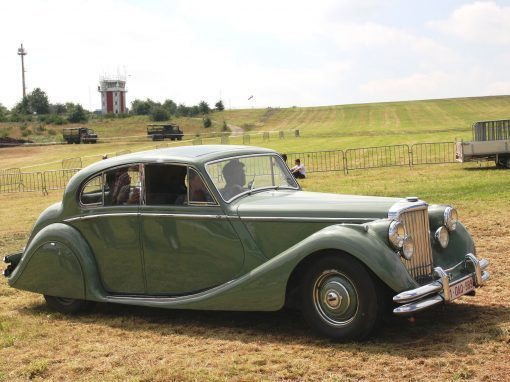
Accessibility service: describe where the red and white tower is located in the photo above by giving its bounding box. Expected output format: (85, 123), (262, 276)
(98, 75), (127, 114)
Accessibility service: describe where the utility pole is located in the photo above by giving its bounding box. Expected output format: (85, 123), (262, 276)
(17, 43), (27, 98)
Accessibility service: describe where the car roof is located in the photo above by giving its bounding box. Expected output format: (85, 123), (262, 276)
(117, 145), (275, 163)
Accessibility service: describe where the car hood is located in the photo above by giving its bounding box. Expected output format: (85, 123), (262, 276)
(234, 190), (401, 221)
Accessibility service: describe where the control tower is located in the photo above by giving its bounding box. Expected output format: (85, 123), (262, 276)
(98, 75), (127, 114)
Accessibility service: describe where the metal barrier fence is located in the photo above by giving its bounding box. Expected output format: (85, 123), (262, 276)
(286, 150), (345, 173)
(0, 168), (23, 193)
(411, 142), (456, 165)
(345, 145), (410, 172)
(1, 142), (459, 195)
(0, 169), (80, 194)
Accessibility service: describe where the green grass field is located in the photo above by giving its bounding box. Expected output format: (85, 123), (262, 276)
(1, 95), (510, 381)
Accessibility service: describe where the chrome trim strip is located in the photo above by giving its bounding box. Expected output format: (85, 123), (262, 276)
(393, 295), (444, 315)
(65, 212), (229, 222)
(393, 281), (442, 304)
(239, 216), (378, 223)
(140, 213), (228, 220)
(388, 199), (428, 219)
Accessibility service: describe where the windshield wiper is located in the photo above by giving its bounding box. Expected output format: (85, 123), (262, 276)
(248, 176), (256, 192)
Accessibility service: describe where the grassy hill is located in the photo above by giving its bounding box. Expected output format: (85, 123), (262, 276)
(1, 95), (509, 158)
(2, 95), (509, 140)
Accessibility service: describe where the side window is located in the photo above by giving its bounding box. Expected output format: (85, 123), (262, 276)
(104, 165), (141, 206)
(145, 164), (187, 205)
(80, 174), (104, 206)
(187, 168), (215, 204)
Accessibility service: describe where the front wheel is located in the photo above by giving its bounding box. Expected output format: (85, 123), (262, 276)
(300, 255), (379, 340)
(44, 295), (95, 314)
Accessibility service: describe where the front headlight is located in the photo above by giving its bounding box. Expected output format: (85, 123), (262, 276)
(435, 226), (449, 248)
(388, 220), (406, 249)
(444, 206), (458, 231)
(401, 235), (414, 260)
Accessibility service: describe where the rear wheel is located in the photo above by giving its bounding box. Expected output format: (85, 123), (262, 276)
(300, 254), (379, 340)
(44, 295), (94, 314)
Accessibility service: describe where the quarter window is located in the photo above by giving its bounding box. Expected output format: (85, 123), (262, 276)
(80, 174), (104, 206)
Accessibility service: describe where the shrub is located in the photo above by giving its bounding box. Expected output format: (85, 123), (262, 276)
(67, 104), (88, 123)
(215, 100), (225, 111)
(21, 129), (32, 137)
(150, 107), (170, 122)
(48, 129), (57, 135)
(203, 117), (212, 128)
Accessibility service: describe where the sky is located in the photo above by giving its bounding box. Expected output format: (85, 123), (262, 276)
(0, 0), (509, 110)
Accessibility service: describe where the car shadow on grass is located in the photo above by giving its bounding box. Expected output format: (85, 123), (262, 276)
(23, 298), (510, 355)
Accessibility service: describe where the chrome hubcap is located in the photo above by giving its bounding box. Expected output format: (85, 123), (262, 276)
(325, 290), (342, 308)
(313, 270), (358, 327)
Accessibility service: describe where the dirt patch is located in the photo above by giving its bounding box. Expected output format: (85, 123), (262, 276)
(0, 137), (33, 148)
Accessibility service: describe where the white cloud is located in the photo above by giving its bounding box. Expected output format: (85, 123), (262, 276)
(0, 0), (508, 110)
(429, 1), (510, 44)
(358, 64), (509, 103)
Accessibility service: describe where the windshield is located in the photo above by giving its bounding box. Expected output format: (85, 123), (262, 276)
(206, 155), (299, 202)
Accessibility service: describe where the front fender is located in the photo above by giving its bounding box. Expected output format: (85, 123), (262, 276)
(8, 223), (105, 301)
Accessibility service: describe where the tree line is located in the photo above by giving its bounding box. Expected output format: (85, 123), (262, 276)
(131, 98), (225, 125)
(0, 88), (226, 128)
(0, 88), (88, 124)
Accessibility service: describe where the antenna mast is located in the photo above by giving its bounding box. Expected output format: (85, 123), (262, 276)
(17, 43), (27, 98)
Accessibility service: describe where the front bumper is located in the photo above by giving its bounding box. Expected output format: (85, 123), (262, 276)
(393, 253), (490, 315)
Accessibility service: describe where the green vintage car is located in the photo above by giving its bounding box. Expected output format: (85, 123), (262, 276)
(3, 145), (489, 340)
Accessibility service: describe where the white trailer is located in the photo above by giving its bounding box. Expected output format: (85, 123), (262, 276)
(455, 119), (510, 168)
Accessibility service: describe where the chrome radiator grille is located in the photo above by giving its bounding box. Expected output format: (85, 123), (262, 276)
(399, 208), (433, 282)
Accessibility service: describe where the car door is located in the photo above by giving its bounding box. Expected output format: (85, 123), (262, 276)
(72, 164), (144, 294)
(140, 164), (245, 295)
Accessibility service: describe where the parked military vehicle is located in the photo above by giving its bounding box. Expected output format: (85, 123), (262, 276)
(63, 127), (98, 144)
(455, 119), (510, 168)
(147, 124), (184, 141)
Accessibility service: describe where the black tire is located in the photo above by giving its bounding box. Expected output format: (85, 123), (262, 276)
(44, 295), (95, 314)
(300, 254), (379, 341)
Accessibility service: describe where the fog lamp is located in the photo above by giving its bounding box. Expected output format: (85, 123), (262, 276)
(435, 226), (449, 248)
(401, 235), (414, 260)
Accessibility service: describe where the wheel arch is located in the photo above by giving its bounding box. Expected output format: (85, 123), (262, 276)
(8, 222), (106, 301)
(285, 248), (393, 309)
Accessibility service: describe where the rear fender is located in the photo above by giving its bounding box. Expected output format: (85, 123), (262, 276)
(8, 223), (105, 300)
